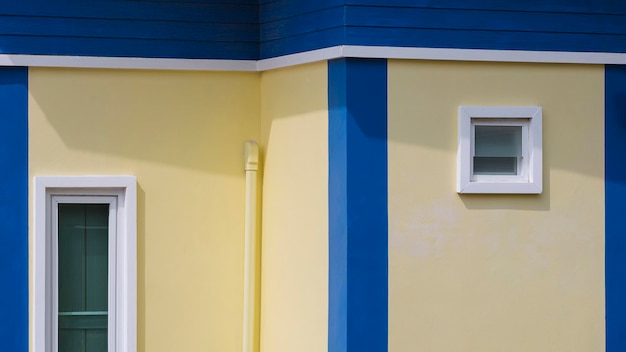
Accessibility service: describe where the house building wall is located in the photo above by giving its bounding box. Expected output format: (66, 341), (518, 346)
(28, 67), (260, 352)
(260, 61), (329, 352)
(259, 0), (626, 59)
(259, 0), (344, 59)
(0, 67), (28, 352)
(18, 55), (620, 352)
(0, 0), (258, 59)
(605, 65), (626, 350)
(326, 58), (389, 352)
(342, 1), (626, 54)
(387, 60), (605, 351)
(4, 0), (626, 62)
(1, 1), (623, 351)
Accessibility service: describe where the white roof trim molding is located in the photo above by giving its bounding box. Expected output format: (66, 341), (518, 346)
(341, 46), (626, 65)
(256, 46), (343, 71)
(3, 46), (626, 72)
(0, 54), (257, 71)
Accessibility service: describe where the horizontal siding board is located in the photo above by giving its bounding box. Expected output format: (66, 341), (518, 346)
(260, 0), (343, 23)
(125, 0), (257, 4)
(261, 7), (344, 41)
(0, 16), (257, 42)
(3, 0), (626, 60)
(0, 35), (258, 59)
(0, 3), (258, 23)
(0, 0), (258, 59)
(346, 6), (626, 36)
(346, 26), (626, 53)
(260, 0), (626, 60)
(261, 26), (345, 58)
(345, 0), (626, 15)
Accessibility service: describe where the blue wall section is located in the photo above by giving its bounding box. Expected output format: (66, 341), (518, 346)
(260, 0), (626, 58)
(343, 4), (626, 53)
(328, 58), (388, 352)
(347, 0), (626, 13)
(260, 0), (344, 59)
(0, 67), (28, 352)
(2, 0), (626, 60)
(606, 65), (626, 352)
(0, 0), (258, 59)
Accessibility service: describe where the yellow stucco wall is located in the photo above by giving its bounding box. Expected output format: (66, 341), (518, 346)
(29, 68), (260, 352)
(260, 62), (328, 352)
(388, 60), (605, 352)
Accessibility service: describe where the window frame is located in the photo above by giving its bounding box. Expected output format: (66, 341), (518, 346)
(457, 106), (542, 194)
(34, 176), (137, 352)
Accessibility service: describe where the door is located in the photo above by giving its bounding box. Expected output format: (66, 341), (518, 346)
(56, 203), (111, 352)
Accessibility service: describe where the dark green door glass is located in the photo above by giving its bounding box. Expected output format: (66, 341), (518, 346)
(58, 204), (109, 352)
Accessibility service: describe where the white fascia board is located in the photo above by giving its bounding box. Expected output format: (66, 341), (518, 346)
(256, 46), (344, 71)
(341, 46), (626, 65)
(4, 46), (626, 72)
(0, 54), (257, 71)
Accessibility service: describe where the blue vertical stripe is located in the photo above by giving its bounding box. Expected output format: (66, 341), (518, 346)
(328, 58), (388, 352)
(0, 67), (28, 352)
(606, 64), (626, 352)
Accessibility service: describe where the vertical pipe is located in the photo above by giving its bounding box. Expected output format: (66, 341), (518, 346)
(243, 141), (260, 352)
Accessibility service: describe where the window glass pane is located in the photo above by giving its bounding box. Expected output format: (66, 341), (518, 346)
(58, 204), (108, 352)
(473, 157), (518, 175)
(474, 125), (522, 157)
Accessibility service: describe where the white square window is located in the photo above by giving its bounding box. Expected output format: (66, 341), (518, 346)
(457, 106), (542, 194)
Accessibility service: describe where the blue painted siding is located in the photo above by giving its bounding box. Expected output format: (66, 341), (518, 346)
(260, 0), (626, 59)
(261, 7), (344, 42)
(347, 7), (626, 36)
(0, 67), (28, 352)
(0, 37), (256, 60)
(606, 65), (626, 352)
(0, 0), (259, 59)
(0, 17), (256, 42)
(3, 0), (626, 60)
(260, 0), (342, 22)
(343, 4), (626, 53)
(328, 58), (388, 352)
(345, 27), (626, 53)
(0, 1), (257, 23)
(260, 0), (344, 59)
(347, 0), (626, 14)
(262, 27), (345, 60)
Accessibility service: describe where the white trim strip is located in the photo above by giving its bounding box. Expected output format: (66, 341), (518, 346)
(3, 46), (626, 72)
(0, 54), (257, 71)
(342, 46), (626, 65)
(256, 46), (343, 71)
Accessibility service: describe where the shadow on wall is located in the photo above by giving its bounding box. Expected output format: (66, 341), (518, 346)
(259, 60), (603, 213)
(260, 62), (328, 155)
(29, 67), (261, 352)
(28, 68), (261, 176)
(386, 60), (605, 211)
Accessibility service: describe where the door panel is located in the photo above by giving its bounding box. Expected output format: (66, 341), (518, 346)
(58, 204), (109, 352)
